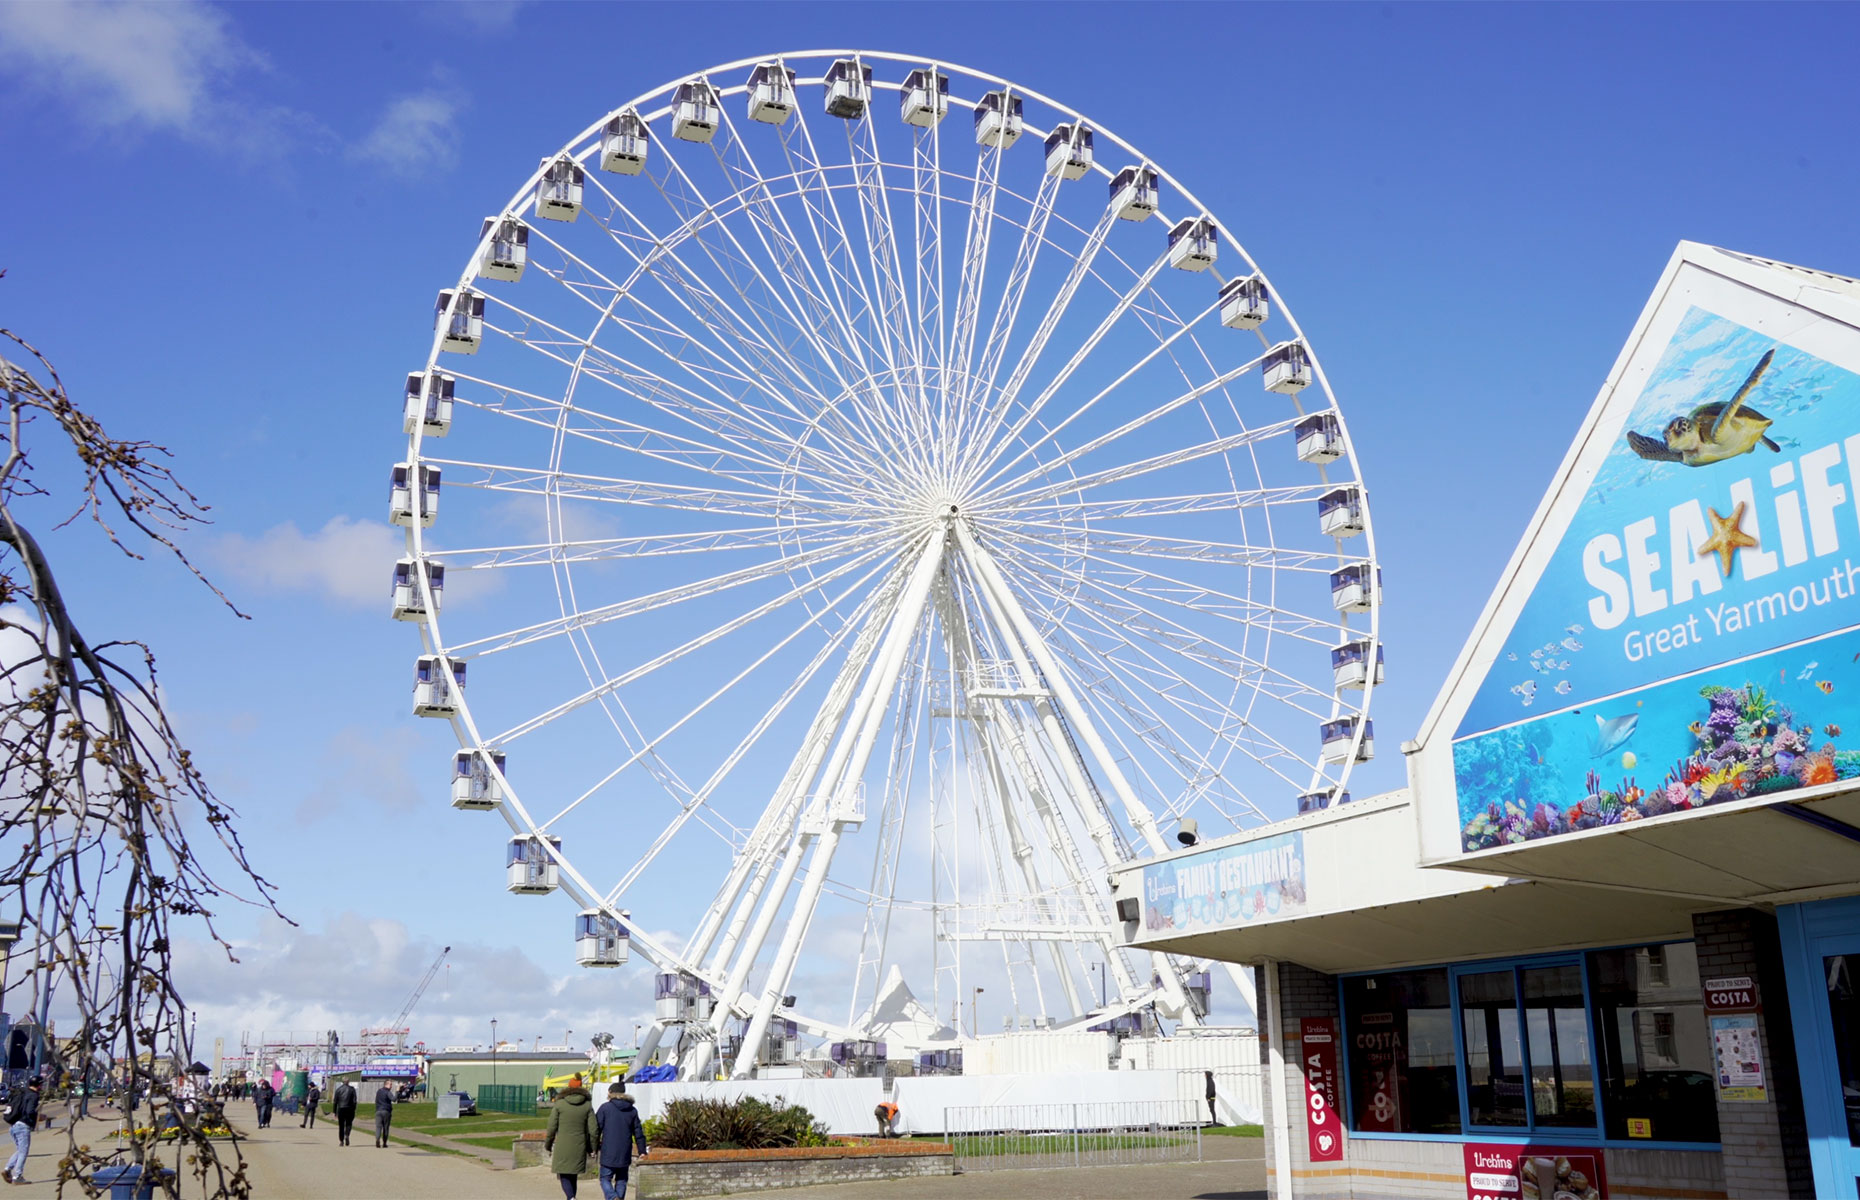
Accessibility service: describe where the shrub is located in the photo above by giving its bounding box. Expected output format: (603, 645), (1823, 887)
(652, 1097), (831, 1151)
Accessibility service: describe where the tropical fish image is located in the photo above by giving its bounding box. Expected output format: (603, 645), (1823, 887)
(1506, 651), (1518, 661)
(1526, 744), (1545, 765)
(1562, 637), (1584, 652)
(1828, 725), (1844, 738)
(1566, 624), (1585, 635)
(1621, 751), (1638, 770)
(1689, 720), (1705, 737)
(1555, 680), (1573, 695)
(1625, 348), (1781, 467)
(1799, 662), (1820, 680)
(1820, 680), (1836, 695)
(1530, 648), (1545, 660)
(1590, 712), (1639, 757)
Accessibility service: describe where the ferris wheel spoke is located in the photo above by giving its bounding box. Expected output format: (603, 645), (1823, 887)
(910, 120), (946, 391)
(975, 301), (1246, 494)
(962, 205), (1116, 467)
(607, 573), (893, 911)
(421, 523), (870, 571)
(999, 520), (1342, 575)
(846, 110), (929, 403)
(451, 532), (895, 661)
(536, 548), (897, 834)
(1015, 484), (1334, 522)
(963, 162), (1064, 440)
(945, 138), (1005, 438)
(997, 428), (1314, 515)
(435, 458), (872, 524)
(489, 538), (898, 741)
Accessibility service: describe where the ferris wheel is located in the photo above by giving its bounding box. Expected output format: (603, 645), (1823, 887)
(391, 51), (1382, 1079)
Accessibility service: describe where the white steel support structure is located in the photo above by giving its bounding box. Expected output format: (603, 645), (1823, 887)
(393, 52), (1382, 1074)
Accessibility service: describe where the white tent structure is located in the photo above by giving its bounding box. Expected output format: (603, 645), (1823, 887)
(852, 966), (956, 1057)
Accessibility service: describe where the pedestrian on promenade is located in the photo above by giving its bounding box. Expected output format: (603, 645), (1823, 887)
(254, 1079), (275, 1129)
(373, 1083), (395, 1148)
(3, 1078), (42, 1185)
(332, 1080), (358, 1147)
(301, 1083), (322, 1129)
(593, 1083), (648, 1200)
(1204, 1070), (1218, 1125)
(544, 1075), (597, 1198)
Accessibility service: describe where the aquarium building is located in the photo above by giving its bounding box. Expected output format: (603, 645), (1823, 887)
(1111, 243), (1860, 1199)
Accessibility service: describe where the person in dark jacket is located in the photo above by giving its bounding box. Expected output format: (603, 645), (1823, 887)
(254, 1079), (275, 1129)
(593, 1084), (648, 1200)
(1205, 1070), (1218, 1125)
(301, 1083), (322, 1128)
(331, 1080), (358, 1146)
(3, 1079), (41, 1185)
(544, 1078), (598, 1199)
(373, 1084), (395, 1147)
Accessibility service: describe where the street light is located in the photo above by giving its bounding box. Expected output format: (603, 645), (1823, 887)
(970, 987), (985, 1039)
(633, 1024), (641, 1051)
(490, 1019), (498, 1086)
(1091, 963), (1107, 1008)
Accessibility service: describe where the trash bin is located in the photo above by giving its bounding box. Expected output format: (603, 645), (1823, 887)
(92, 1164), (174, 1200)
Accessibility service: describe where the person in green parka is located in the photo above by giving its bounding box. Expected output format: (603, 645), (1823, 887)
(545, 1076), (599, 1199)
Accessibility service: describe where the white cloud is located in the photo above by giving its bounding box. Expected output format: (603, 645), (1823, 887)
(0, 0), (260, 132)
(351, 89), (466, 177)
(423, 0), (529, 34)
(296, 723), (429, 824)
(214, 515), (402, 608)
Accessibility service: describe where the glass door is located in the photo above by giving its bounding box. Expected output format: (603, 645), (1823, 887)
(1453, 957), (1599, 1137)
(1814, 937), (1860, 1197)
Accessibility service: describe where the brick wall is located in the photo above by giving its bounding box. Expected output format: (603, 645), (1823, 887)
(1691, 908), (1814, 1199)
(632, 1150), (953, 1198)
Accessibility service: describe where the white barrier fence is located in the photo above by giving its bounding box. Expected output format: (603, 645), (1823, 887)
(943, 1099), (1204, 1172)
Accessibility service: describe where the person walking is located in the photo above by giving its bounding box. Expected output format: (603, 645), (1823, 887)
(3, 1078), (42, 1185)
(1204, 1070), (1219, 1125)
(254, 1079), (274, 1129)
(372, 1083), (395, 1148)
(301, 1083), (322, 1129)
(543, 1075), (597, 1199)
(593, 1083), (648, 1200)
(331, 1080), (358, 1147)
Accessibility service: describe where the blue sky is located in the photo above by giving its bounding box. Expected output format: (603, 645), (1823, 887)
(2, 1), (1856, 1056)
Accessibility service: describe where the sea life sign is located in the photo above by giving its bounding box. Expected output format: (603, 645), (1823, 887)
(1450, 282), (1860, 853)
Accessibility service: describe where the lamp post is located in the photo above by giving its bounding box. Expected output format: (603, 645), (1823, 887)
(633, 1024), (641, 1050)
(970, 987), (984, 1039)
(490, 1019), (498, 1086)
(1091, 963), (1107, 1009)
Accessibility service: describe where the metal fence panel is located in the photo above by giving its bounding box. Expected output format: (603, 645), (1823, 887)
(943, 1100), (1203, 1172)
(476, 1083), (533, 1114)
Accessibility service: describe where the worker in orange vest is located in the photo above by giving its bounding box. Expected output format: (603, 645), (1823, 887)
(874, 1101), (900, 1138)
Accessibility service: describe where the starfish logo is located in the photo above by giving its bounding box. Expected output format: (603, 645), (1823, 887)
(1696, 500), (1760, 577)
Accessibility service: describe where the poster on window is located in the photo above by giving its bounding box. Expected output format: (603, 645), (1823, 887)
(1349, 1010), (1403, 1132)
(1709, 1013), (1768, 1101)
(1464, 1144), (1606, 1200)
(1139, 830), (1306, 933)
(1301, 1018), (1343, 1162)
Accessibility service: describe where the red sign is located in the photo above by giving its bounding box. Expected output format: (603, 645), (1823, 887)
(1301, 1017), (1343, 1162)
(1351, 1010), (1402, 1133)
(1463, 1143), (1606, 1200)
(1703, 975), (1760, 1013)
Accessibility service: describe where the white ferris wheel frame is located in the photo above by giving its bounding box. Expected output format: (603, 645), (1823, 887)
(397, 49), (1382, 1077)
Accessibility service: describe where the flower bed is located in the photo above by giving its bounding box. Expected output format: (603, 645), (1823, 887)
(512, 1132), (954, 1197)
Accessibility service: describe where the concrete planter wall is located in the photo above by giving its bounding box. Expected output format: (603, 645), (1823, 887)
(512, 1134), (954, 1198)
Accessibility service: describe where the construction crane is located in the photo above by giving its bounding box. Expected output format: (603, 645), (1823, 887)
(360, 945), (450, 1052)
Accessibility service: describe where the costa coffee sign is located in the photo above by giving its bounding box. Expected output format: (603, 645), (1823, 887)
(1704, 976), (1760, 1013)
(1301, 1018), (1343, 1162)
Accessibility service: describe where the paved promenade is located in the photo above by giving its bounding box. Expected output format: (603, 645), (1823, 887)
(3, 1107), (1264, 1199)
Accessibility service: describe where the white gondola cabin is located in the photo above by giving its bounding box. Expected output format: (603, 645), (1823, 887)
(413, 655), (466, 717)
(1167, 216), (1218, 271)
(1318, 486), (1365, 538)
(900, 67), (949, 127)
(1262, 342), (1311, 394)
(451, 748), (506, 810)
(1219, 276), (1269, 330)
(1109, 165), (1158, 221)
(535, 157), (584, 222)
(1320, 716), (1374, 764)
(673, 81), (721, 143)
(391, 557), (444, 622)
(479, 217), (529, 282)
(1329, 564), (1382, 613)
(655, 972), (713, 1022)
(506, 834), (561, 895)
(1331, 640), (1385, 691)
(1298, 788), (1351, 814)
(1043, 122), (1093, 179)
(575, 909), (630, 967)
(435, 289), (484, 354)
(974, 89), (1023, 147)
(389, 461), (440, 528)
(403, 370), (454, 437)
(1183, 970), (1212, 1018)
(601, 112), (649, 174)
(824, 58), (871, 119)
(746, 62), (796, 124)
(1295, 412), (1343, 464)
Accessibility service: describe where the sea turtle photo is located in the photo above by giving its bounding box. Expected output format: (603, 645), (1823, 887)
(1626, 347), (1781, 466)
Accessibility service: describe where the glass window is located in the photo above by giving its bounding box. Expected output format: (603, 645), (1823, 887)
(1341, 969), (1461, 1134)
(1522, 964), (1594, 1127)
(1460, 970), (1527, 1126)
(1824, 954), (1860, 1144)
(1588, 942), (1717, 1143)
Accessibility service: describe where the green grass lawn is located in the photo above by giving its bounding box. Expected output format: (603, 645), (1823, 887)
(1204, 1124), (1264, 1138)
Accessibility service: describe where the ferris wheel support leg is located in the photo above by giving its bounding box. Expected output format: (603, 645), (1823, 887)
(729, 533), (949, 1079)
(957, 523), (1194, 1020)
